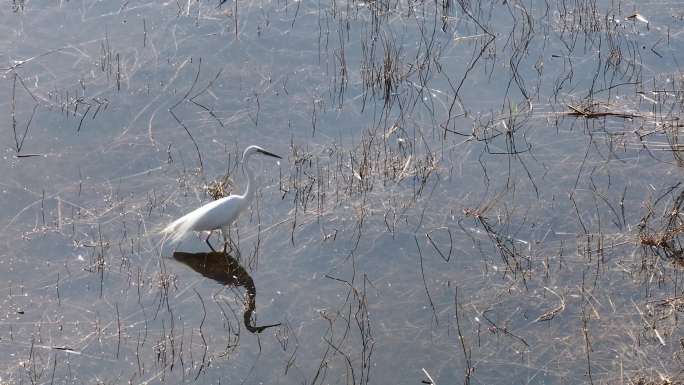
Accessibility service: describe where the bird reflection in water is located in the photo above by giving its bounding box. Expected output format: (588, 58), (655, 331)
(172, 251), (281, 333)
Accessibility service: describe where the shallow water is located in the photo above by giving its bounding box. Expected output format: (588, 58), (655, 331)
(1, 1), (684, 384)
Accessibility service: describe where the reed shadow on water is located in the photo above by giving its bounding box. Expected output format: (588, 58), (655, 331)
(172, 251), (281, 334)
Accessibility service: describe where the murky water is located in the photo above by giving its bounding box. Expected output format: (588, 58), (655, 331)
(1, 1), (684, 384)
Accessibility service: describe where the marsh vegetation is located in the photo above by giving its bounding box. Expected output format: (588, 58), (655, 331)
(1, 0), (684, 384)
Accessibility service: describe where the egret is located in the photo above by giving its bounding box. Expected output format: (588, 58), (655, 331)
(162, 145), (282, 251)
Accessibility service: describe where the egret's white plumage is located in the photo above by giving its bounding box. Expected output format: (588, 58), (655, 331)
(162, 145), (281, 246)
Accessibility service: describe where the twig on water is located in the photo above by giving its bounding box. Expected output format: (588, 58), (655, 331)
(454, 287), (472, 385)
(415, 235), (438, 325)
(169, 58), (205, 172)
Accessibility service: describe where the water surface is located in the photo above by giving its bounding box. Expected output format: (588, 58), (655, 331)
(1, 1), (684, 384)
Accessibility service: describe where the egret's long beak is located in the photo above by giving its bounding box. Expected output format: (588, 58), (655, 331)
(257, 148), (282, 159)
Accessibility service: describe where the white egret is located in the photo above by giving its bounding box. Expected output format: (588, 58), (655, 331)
(162, 145), (281, 251)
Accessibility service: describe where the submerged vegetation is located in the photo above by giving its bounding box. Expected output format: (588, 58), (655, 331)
(1, 0), (684, 384)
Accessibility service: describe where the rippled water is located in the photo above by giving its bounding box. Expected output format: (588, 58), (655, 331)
(1, 1), (684, 384)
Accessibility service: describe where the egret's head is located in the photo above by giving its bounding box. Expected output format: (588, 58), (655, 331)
(242, 145), (282, 162)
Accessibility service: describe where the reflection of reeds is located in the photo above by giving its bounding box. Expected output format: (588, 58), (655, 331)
(320, 273), (375, 385)
(463, 205), (529, 282)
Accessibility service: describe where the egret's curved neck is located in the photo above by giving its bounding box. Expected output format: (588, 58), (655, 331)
(241, 156), (256, 200)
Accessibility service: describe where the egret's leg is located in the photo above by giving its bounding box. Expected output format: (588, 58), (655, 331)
(203, 230), (217, 253)
(221, 226), (240, 257)
(228, 226), (240, 259)
(221, 227), (229, 254)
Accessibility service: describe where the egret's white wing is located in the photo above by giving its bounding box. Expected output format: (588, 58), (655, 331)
(161, 195), (246, 243)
